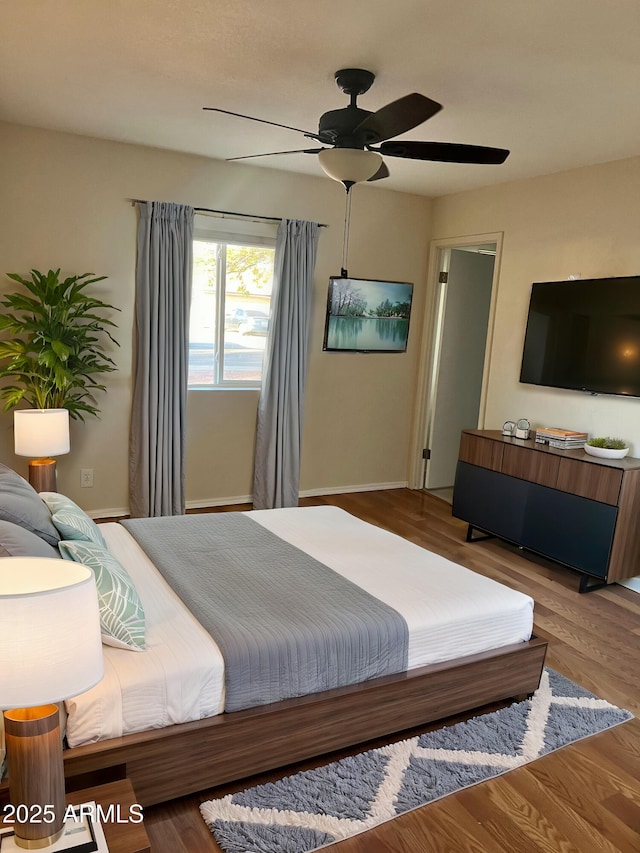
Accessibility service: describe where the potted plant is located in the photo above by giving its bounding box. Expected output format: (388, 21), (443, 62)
(0, 268), (119, 420)
(585, 436), (629, 459)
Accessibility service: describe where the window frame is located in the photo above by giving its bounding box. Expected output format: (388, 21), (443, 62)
(189, 219), (277, 390)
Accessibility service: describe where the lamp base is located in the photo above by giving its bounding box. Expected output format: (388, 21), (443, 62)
(6, 828), (65, 850)
(27, 460), (57, 494)
(3, 706), (65, 849)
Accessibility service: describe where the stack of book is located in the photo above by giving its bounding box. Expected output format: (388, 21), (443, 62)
(535, 427), (589, 449)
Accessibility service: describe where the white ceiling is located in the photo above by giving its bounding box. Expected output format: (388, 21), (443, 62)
(2, 0), (640, 197)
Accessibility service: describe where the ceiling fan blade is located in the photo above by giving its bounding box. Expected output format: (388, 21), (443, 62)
(203, 107), (323, 142)
(227, 148), (325, 162)
(354, 94), (442, 144)
(380, 140), (510, 164)
(367, 161), (390, 182)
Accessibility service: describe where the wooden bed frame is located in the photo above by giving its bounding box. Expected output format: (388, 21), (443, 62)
(61, 634), (547, 805)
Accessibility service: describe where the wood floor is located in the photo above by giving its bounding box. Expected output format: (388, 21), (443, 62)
(144, 489), (640, 852)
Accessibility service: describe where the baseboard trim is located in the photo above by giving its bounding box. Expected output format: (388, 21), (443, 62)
(87, 507), (130, 520)
(186, 482), (407, 507)
(88, 482), (409, 519)
(299, 481), (408, 497)
(186, 494), (253, 509)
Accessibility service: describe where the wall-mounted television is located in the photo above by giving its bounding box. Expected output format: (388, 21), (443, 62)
(322, 276), (413, 353)
(520, 275), (640, 398)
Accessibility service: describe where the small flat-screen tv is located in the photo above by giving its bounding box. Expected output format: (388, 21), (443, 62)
(322, 276), (413, 353)
(520, 275), (640, 398)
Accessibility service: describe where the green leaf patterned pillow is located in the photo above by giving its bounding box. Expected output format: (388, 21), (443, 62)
(40, 492), (106, 548)
(59, 540), (146, 651)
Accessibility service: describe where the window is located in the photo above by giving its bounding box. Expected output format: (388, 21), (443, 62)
(188, 226), (276, 389)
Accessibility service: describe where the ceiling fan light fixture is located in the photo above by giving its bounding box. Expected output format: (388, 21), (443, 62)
(318, 148), (383, 186)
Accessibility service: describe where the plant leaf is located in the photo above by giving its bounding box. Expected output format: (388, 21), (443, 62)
(51, 340), (72, 361)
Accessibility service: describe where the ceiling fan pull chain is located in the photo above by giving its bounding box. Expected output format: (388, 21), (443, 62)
(341, 186), (352, 277)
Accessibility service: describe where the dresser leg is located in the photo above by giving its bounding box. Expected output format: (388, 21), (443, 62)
(578, 574), (607, 593)
(466, 524), (495, 542)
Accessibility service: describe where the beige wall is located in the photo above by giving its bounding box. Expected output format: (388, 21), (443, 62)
(431, 156), (640, 453)
(0, 122), (432, 513)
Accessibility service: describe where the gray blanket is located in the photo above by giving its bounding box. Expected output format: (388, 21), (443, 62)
(121, 512), (408, 711)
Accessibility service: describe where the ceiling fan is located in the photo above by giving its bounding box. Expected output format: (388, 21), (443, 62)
(203, 68), (509, 187)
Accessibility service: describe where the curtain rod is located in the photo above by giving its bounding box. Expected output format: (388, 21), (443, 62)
(129, 199), (327, 227)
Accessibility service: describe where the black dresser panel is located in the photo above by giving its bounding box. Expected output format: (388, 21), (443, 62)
(453, 461), (617, 578)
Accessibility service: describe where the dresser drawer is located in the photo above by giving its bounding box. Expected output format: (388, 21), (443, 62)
(458, 432), (503, 471)
(557, 457), (622, 505)
(502, 444), (560, 488)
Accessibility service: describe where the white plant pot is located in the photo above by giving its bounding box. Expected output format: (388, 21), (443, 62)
(584, 444), (629, 459)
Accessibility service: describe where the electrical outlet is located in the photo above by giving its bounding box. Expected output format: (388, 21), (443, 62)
(80, 468), (94, 488)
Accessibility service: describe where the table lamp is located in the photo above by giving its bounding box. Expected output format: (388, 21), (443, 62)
(13, 410), (70, 493)
(0, 558), (104, 848)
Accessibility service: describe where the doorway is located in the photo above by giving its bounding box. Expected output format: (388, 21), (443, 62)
(410, 234), (502, 497)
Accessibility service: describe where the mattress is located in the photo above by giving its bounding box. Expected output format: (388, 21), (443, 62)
(64, 505), (533, 747)
(64, 522), (226, 747)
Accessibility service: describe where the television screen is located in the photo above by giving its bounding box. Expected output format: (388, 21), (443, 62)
(520, 276), (640, 397)
(322, 277), (413, 353)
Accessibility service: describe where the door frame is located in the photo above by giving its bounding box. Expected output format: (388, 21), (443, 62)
(408, 232), (504, 489)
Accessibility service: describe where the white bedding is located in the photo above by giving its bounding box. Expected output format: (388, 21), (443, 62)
(64, 522), (226, 747)
(65, 506), (533, 747)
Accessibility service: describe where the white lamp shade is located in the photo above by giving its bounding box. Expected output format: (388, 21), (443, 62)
(318, 148), (383, 184)
(0, 558), (104, 708)
(14, 408), (70, 457)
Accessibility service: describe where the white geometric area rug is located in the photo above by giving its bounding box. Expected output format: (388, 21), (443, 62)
(201, 668), (632, 853)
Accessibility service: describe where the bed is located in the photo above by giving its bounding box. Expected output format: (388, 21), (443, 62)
(0, 465), (547, 806)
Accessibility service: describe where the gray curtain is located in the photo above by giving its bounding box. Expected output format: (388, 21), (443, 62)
(129, 201), (194, 517)
(253, 219), (321, 509)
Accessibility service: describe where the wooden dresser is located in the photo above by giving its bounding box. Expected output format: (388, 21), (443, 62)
(452, 429), (640, 591)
